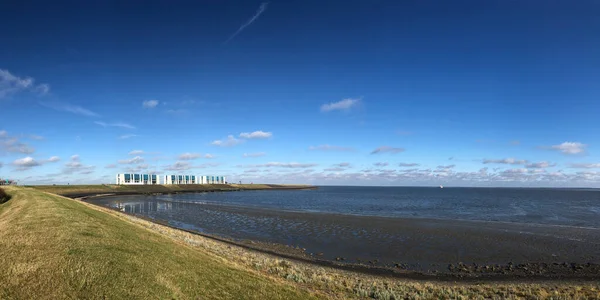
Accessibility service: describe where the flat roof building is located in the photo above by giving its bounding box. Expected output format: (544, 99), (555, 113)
(163, 175), (226, 185)
(116, 174), (159, 185)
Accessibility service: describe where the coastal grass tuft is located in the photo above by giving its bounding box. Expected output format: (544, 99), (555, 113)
(0, 187), (9, 204)
(0, 187), (320, 299)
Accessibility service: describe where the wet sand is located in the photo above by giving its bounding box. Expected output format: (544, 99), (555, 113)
(89, 196), (600, 280)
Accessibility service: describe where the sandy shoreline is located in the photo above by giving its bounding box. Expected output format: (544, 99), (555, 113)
(85, 194), (600, 281)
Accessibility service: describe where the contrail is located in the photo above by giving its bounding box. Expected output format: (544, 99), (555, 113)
(224, 2), (269, 44)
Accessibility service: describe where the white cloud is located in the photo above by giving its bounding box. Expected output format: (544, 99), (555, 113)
(239, 130), (272, 139)
(437, 164), (456, 169)
(105, 164), (117, 169)
(204, 154), (215, 159)
(320, 98), (360, 112)
(0, 69), (49, 98)
(63, 155), (95, 175)
(241, 162), (318, 168)
(308, 144), (355, 152)
(12, 157), (42, 171)
(178, 152), (201, 160)
(243, 152), (266, 158)
(164, 161), (192, 171)
(129, 150), (144, 155)
(399, 163), (419, 167)
(40, 102), (99, 117)
(224, 2), (269, 44)
(370, 146), (405, 154)
(569, 163), (600, 169)
(548, 142), (587, 155)
(483, 158), (528, 165)
(525, 161), (556, 168)
(0, 131), (35, 154)
(211, 135), (244, 147)
(118, 156), (144, 164)
(323, 167), (347, 172)
(29, 134), (44, 140)
(142, 100), (159, 108)
(374, 162), (389, 167)
(118, 134), (139, 140)
(334, 162), (351, 167)
(47, 156), (60, 162)
(95, 121), (136, 130)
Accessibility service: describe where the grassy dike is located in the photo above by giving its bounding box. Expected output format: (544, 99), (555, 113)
(27, 184), (316, 198)
(0, 187), (320, 299)
(2, 186), (599, 299)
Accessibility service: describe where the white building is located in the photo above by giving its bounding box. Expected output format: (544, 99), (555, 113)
(116, 174), (159, 185)
(116, 174), (226, 185)
(163, 175), (226, 185)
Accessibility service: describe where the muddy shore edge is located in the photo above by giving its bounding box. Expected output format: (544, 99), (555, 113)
(76, 191), (600, 282)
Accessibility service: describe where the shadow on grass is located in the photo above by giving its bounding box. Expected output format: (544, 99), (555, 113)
(0, 187), (11, 204)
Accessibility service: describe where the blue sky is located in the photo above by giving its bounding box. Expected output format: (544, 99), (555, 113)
(1, 0), (599, 186)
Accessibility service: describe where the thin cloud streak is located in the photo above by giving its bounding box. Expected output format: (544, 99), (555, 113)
(40, 102), (99, 117)
(224, 2), (269, 44)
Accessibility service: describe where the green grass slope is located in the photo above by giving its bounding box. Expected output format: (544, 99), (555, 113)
(0, 187), (320, 299)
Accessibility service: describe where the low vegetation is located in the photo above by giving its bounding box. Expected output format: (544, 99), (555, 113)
(0, 187), (10, 204)
(2, 186), (598, 299)
(0, 187), (319, 299)
(28, 183), (315, 198)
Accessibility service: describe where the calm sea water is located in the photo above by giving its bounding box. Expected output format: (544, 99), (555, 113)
(89, 186), (600, 267)
(94, 186), (600, 227)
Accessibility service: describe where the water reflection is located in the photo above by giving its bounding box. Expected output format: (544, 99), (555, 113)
(91, 194), (600, 270)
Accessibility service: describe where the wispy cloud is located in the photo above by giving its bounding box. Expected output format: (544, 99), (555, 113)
(105, 164), (117, 169)
(95, 121), (135, 130)
(164, 161), (193, 171)
(178, 152), (201, 160)
(544, 142), (587, 155)
(243, 152), (266, 158)
(239, 130), (272, 139)
(374, 162), (389, 167)
(483, 158), (528, 165)
(62, 155), (95, 175)
(525, 161), (556, 168)
(211, 135), (244, 147)
(224, 2), (269, 44)
(128, 150), (144, 155)
(308, 144), (355, 152)
(370, 146), (405, 154)
(241, 162), (317, 168)
(142, 99), (159, 108)
(437, 164), (456, 169)
(29, 134), (44, 140)
(0, 130), (35, 154)
(0, 69), (49, 98)
(40, 102), (99, 117)
(399, 163), (419, 167)
(320, 98), (361, 112)
(569, 163), (600, 169)
(118, 134), (139, 140)
(118, 156), (144, 164)
(47, 156), (60, 162)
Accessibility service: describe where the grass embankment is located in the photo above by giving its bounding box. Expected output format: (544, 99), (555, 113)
(2, 187), (599, 299)
(29, 184), (316, 198)
(0, 187), (320, 299)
